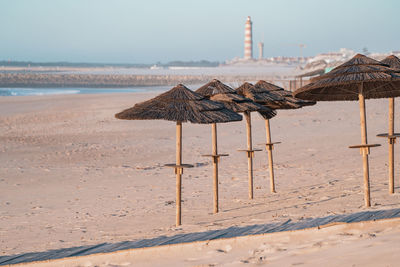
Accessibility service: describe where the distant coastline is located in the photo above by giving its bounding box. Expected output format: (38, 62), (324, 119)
(0, 72), (296, 89)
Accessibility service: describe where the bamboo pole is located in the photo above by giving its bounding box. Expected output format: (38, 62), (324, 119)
(389, 98), (395, 194)
(245, 111), (254, 199)
(176, 121), (182, 226)
(358, 90), (371, 207)
(265, 119), (276, 193)
(212, 123), (219, 213)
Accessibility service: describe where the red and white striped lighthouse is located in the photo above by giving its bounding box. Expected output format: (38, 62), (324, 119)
(244, 16), (253, 60)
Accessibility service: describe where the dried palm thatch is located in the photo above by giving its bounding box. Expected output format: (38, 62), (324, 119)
(115, 84), (242, 226)
(254, 80), (316, 109)
(196, 79), (274, 199)
(294, 54), (400, 101)
(381, 55), (400, 69)
(293, 54), (400, 208)
(196, 79), (236, 96)
(236, 82), (284, 107)
(116, 84), (242, 124)
(195, 79), (276, 118)
(379, 55), (400, 194)
(235, 82), (284, 119)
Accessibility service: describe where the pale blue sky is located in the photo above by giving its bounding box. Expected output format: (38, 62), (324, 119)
(1, 0), (399, 63)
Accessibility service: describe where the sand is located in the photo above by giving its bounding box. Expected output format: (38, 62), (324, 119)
(14, 218), (400, 267)
(1, 91), (400, 264)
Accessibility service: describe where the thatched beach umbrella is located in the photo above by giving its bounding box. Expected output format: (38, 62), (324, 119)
(236, 81), (315, 193)
(196, 79), (276, 201)
(378, 55), (400, 194)
(255, 80), (316, 193)
(115, 84), (242, 225)
(254, 80), (316, 108)
(294, 54), (400, 207)
(236, 82), (286, 110)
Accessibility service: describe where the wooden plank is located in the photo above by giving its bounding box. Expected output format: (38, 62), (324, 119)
(348, 144), (381, 149)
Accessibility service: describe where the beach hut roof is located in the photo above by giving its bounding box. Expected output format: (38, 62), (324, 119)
(115, 84), (242, 124)
(195, 80), (276, 118)
(293, 54), (400, 101)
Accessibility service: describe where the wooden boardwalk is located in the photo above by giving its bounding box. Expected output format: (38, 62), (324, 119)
(1, 208), (400, 266)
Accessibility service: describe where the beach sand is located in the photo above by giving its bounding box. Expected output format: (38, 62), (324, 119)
(1, 91), (400, 264)
(14, 218), (400, 267)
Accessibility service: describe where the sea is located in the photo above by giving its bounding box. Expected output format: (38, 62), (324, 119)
(0, 64), (297, 96)
(0, 86), (171, 96)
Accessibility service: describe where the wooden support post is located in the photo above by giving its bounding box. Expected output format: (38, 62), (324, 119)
(265, 119), (276, 193)
(212, 123), (219, 213)
(389, 98), (395, 194)
(176, 121), (182, 226)
(245, 112), (254, 199)
(358, 90), (371, 207)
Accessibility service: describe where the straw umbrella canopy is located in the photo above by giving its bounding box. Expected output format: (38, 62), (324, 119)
(236, 82), (287, 110)
(254, 80), (316, 108)
(115, 84), (242, 226)
(237, 81), (316, 193)
(378, 55), (400, 193)
(196, 79), (276, 201)
(293, 53), (400, 207)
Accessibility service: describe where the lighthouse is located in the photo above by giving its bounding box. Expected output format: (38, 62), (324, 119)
(244, 16), (253, 60)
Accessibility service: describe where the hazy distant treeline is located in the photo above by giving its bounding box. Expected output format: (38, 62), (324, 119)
(0, 73), (279, 88)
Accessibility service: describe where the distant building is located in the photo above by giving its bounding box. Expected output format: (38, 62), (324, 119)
(308, 48), (355, 64)
(258, 42), (264, 59)
(244, 16), (253, 60)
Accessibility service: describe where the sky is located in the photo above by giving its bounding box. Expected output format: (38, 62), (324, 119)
(1, 0), (400, 64)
